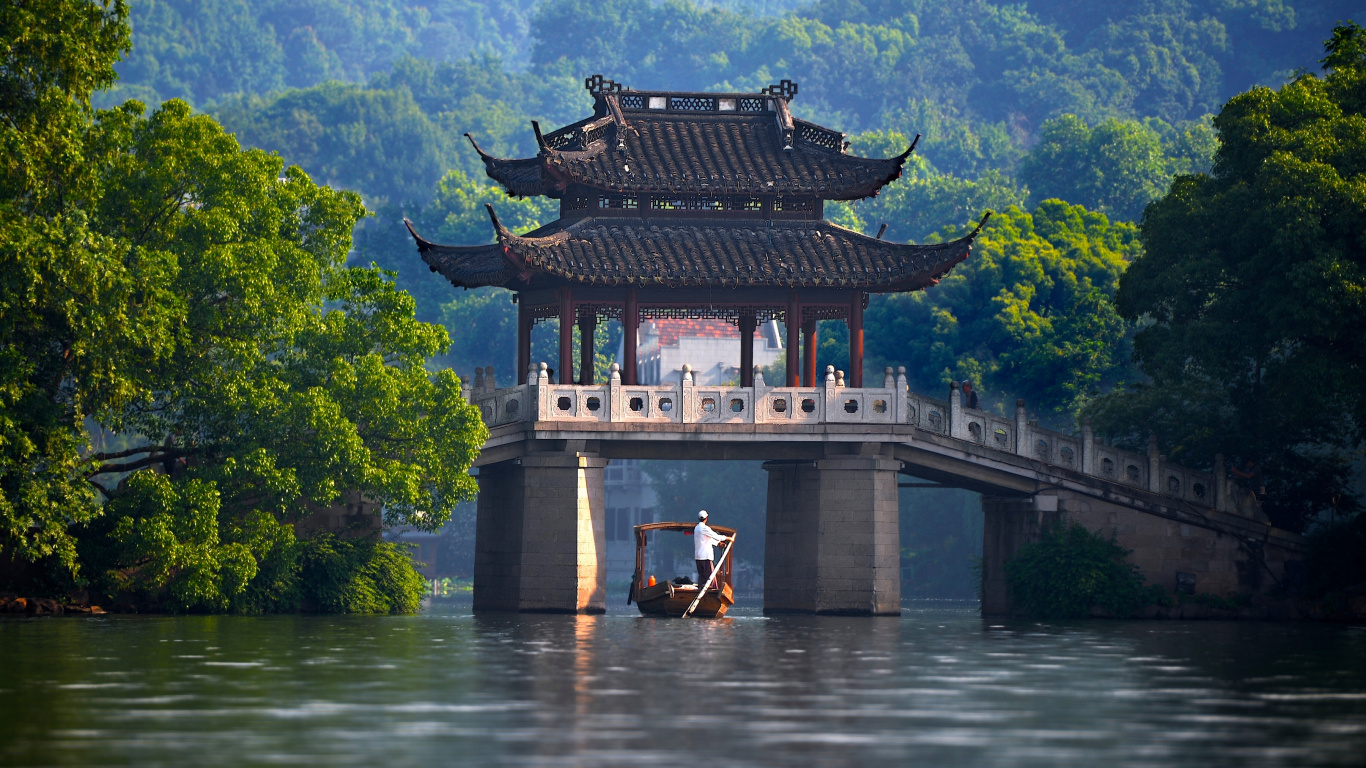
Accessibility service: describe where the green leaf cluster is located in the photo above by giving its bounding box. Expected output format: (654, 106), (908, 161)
(1, 2), (486, 611)
(100, 0), (542, 108)
(866, 201), (1141, 419)
(1005, 521), (1161, 619)
(1092, 21), (1366, 531)
(1019, 114), (1218, 220)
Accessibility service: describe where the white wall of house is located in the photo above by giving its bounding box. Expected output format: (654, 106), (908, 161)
(634, 319), (783, 385)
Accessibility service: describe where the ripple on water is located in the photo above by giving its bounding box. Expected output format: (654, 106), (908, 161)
(1, 607), (1364, 767)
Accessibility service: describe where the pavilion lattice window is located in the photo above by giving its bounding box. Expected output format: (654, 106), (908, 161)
(803, 305), (850, 323)
(773, 196), (815, 213)
(639, 305), (785, 324)
(600, 194), (639, 210)
(583, 124), (609, 145)
(739, 97), (766, 112)
(670, 96), (716, 111)
(545, 131), (576, 150)
(649, 194), (763, 212)
(577, 303), (624, 322)
(564, 195), (591, 212)
(619, 94), (645, 109)
(797, 124), (844, 152)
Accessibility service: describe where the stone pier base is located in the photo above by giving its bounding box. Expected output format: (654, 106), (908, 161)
(473, 452), (607, 613)
(981, 490), (1303, 617)
(762, 452), (901, 615)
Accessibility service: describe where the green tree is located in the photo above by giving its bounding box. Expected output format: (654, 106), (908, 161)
(1, 0), (132, 572)
(1092, 22), (1366, 532)
(866, 201), (1140, 420)
(1019, 114), (1216, 221)
(1, 4), (487, 611)
(1005, 521), (1157, 619)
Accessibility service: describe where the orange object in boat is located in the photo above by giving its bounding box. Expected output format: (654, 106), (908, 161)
(648, 575), (657, 587)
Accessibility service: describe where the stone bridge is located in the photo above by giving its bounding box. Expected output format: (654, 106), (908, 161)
(467, 363), (1302, 615)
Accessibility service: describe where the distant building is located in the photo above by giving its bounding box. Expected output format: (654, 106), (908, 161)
(604, 459), (656, 584)
(636, 318), (783, 385)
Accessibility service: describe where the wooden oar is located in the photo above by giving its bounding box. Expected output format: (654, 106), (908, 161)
(683, 535), (735, 618)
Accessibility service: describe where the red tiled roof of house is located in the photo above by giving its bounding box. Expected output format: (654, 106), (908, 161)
(648, 318), (758, 347)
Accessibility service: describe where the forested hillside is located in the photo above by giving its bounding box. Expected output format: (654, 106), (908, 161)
(106, 0), (1362, 484)
(91, 0), (1349, 422)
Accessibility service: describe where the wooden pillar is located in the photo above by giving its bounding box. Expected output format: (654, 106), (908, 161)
(802, 317), (818, 388)
(785, 291), (800, 387)
(578, 310), (597, 386)
(623, 288), (639, 385)
(739, 313), (757, 387)
(516, 296), (532, 385)
(849, 291), (864, 388)
(557, 287), (573, 385)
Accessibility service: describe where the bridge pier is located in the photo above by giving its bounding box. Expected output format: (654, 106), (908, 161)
(981, 491), (1301, 617)
(473, 452), (608, 613)
(762, 453), (901, 615)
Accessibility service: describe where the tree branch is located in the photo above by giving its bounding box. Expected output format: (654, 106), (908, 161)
(91, 444), (164, 461)
(87, 450), (187, 478)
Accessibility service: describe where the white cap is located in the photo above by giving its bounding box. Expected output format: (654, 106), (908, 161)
(698, 510), (708, 520)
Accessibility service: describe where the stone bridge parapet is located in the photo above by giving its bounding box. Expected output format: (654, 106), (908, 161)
(466, 361), (1264, 522)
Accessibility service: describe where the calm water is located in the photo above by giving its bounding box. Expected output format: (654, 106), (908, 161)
(2, 599), (1365, 767)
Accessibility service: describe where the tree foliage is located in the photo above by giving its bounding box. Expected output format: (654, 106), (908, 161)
(1092, 22), (1366, 532)
(1019, 114), (1216, 220)
(1, 2), (486, 611)
(1006, 521), (1159, 619)
(867, 201), (1140, 419)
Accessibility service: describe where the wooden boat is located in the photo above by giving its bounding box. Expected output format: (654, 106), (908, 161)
(628, 522), (736, 618)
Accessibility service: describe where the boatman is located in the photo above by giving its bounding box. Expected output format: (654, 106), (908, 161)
(694, 510), (732, 589)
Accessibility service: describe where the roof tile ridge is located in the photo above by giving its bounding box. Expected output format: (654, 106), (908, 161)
(403, 217), (500, 254)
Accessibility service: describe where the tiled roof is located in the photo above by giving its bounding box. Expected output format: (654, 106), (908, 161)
(536, 115), (911, 199)
(498, 215), (979, 291)
(467, 92), (913, 201)
(404, 219), (508, 288)
(407, 210), (987, 292)
(647, 318), (754, 347)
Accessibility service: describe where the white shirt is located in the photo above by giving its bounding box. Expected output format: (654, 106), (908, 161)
(694, 522), (726, 560)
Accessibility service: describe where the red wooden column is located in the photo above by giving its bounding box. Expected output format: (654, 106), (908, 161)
(578, 310), (597, 386)
(623, 288), (639, 385)
(849, 290), (864, 388)
(516, 296), (532, 384)
(802, 317), (818, 387)
(739, 312), (757, 387)
(786, 291), (800, 387)
(557, 287), (573, 385)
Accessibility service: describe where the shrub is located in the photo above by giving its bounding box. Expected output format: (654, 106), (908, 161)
(297, 534), (426, 614)
(1005, 521), (1157, 619)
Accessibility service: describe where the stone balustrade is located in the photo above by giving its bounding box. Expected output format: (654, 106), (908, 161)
(464, 362), (1261, 519)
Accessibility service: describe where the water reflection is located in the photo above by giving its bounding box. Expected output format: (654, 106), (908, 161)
(0, 601), (1363, 767)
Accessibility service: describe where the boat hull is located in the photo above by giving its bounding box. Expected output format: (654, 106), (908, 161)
(635, 582), (734, 618)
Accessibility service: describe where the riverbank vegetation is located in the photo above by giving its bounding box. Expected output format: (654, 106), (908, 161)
(1, 0), (484, 612)
(1005, 522), (1163, 620)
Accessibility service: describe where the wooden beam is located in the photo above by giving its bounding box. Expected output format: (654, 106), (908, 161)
(623, 287), (639, 385)
(516, 295), (531, 384)
(802, 316), (818, 387)
(578, 311), (597, 386)
(558, 287), (573, 385)
(849, 290), (864, 388)
(739, 312), (756, 387)
(786, 291), (800, 387)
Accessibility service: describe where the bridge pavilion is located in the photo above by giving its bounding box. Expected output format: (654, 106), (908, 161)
(406, 76), (986, 388)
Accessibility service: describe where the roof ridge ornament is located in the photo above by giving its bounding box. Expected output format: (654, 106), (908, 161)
(761, 80), (799, 101)
(585, 75), (624, 94)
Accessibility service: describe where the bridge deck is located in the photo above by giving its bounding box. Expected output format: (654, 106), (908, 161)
(467, 367), (1297, 550)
